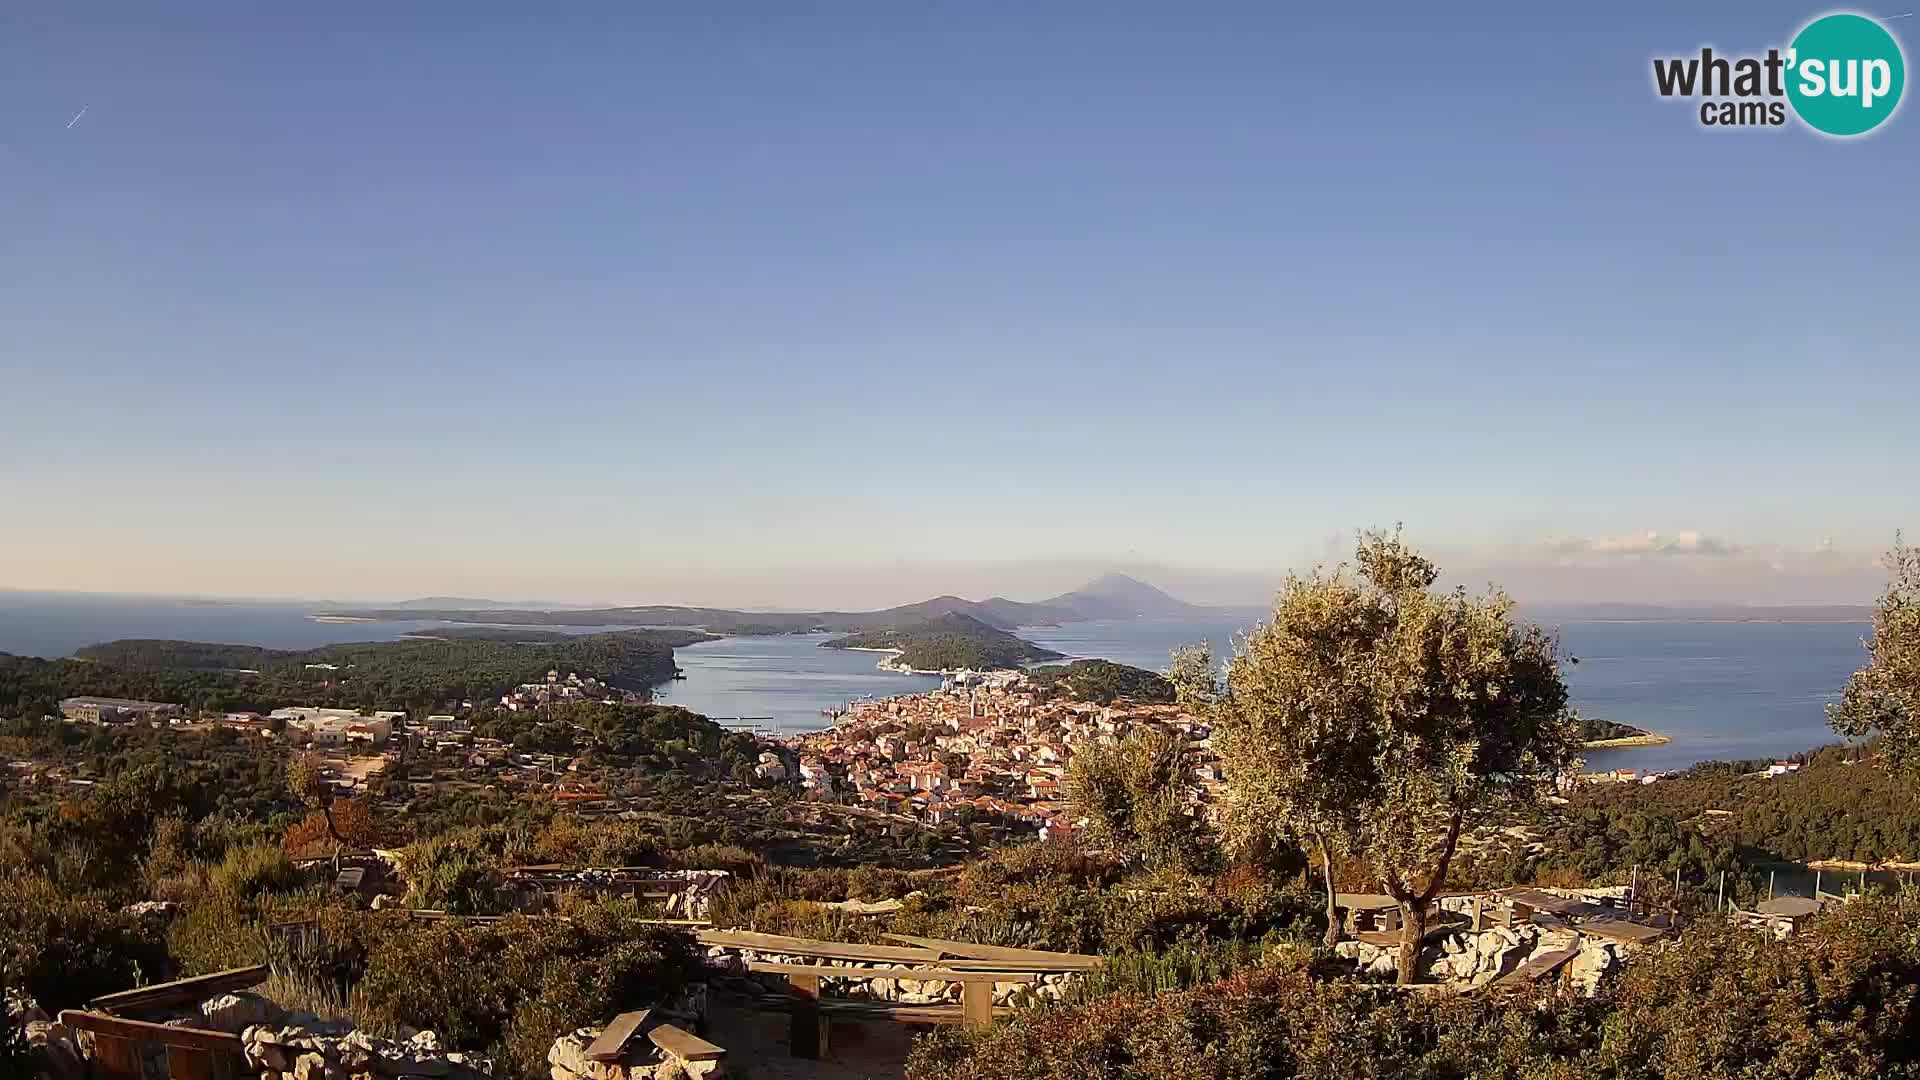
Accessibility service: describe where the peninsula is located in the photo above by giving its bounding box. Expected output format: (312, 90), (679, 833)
(821, 612), (1065, 673)
(1578, 715), (1673, 748)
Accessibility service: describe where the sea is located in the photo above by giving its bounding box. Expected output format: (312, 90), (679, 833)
(0, 592), (1870, 772)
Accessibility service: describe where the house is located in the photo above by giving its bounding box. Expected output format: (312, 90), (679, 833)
(901, 761), (950, 792)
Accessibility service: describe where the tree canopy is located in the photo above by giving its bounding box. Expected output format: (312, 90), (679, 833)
(1830, 537), (1920, 774)
(1196, 530), (1580, 982)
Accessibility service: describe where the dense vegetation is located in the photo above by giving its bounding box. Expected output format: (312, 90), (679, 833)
(466, 701), (764, 776)
(1027, 659), (1176, 704)
(823, 612), (1064, 670)
(1578, 715), (1662, 742)
(0, 629), (703, 717)
(910, 898), (1920, 1080)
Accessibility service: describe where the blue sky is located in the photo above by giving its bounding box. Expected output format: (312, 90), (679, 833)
(2, 2), (1914, 607)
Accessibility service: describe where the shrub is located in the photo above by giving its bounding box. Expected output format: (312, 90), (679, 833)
(399, 834), (506, 914)
(0, 874), (169, 1010)
(355, 904), (698, 1079)
(166, 892), (265, 975)
(209, 842), (303, 899)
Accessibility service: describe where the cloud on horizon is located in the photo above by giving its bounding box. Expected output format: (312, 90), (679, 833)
(1542, 529), (1743, 559)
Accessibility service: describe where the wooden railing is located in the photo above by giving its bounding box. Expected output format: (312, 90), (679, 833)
(58, 1011), (248, 1080)
(63, 965), (269, 1080)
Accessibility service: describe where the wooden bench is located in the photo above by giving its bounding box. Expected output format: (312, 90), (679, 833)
(699, 928), (1094, 1058)
(60, 1011), (249, 1080)
(747, 960), (1035, 1057)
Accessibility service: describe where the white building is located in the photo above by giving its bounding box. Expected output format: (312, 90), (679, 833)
(271, 707), (396, 746)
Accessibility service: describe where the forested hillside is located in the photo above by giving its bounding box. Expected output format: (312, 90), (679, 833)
(0, 629), (707, 716)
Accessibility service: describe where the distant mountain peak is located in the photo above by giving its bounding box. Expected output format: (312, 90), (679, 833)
(1045, 573), (1203, 620)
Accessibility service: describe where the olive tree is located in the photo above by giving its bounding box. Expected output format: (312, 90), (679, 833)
(287, 753), (351, 872)
(1067, 726), (1214, 871)
(1200, 531), (1579, 983)
(1830, 537), (1920, 773)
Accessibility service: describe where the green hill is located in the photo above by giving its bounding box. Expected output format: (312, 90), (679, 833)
(822, 612), (1064, 671)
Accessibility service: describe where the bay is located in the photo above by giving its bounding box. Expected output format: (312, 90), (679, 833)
(1021, 617), (1871, 773)
(0, 592), (1872, 771)
(650, 634), (941, 731)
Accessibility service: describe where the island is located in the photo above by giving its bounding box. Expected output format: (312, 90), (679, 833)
(1578, 716), (1673, 748)
(820, 612), (1065, 673)
(1025, 658), (1176, 704)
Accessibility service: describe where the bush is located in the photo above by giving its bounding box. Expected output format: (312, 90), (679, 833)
(0, 875), (170, 1010)
(209, 842), (303, 899)
(355, 904), (699, 1079)
(399, 834), (506, 914)
(167, 892), (265, 976)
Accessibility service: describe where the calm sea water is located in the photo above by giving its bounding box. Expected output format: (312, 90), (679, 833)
(1023, 617), (1871, 772)
(0, 593), (1869, 770)
(651, 634), (942, 729)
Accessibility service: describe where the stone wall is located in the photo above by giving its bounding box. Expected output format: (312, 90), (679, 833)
(701, 946), (1079, 1007)
(9, 996), (84, 1080)
(241, 1023), (492, 1080)
(1333, 925), (1624, 993)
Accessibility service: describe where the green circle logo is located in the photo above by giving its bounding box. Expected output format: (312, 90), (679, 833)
(1787, 13), (1906, 136)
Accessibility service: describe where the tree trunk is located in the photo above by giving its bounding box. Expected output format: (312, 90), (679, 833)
(322, 801), (344, 875)
(1319, 841), (1343, 947)
(1396, 898), (1429, 986)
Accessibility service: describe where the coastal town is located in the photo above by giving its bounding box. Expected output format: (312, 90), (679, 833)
(775, 670), (1219, 840)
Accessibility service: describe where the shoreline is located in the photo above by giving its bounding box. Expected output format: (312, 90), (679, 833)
(1581, 732), (1674, 749)
(853, 647), (997, 678)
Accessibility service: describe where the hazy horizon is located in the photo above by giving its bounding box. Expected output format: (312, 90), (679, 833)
(0, 538), (1895, 613)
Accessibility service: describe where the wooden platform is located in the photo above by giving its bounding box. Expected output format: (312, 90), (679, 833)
(698, 929), (941, 964)
(584, 1010), (654, 1062)
(878, 934), (1102, 970)
(748, 962), (1035, 983)
(1489, 947), (1577, 988)
(646, 1024), (726, 1063)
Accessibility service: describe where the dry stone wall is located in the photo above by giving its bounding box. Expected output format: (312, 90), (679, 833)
(1334, 925), (1624, 992)
(701, 945), (1078, 1007)
(241, 1023), (493, 1080)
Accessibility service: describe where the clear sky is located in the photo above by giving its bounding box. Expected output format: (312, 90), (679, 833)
(2, 2), (1914, 608)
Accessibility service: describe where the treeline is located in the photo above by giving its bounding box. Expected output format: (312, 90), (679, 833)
(467, 701), (764, 777)
(0, 629), (704, 717)
(1586, 744), (1920, 864)
(1027, 659), (1176, 704)
(1577, 716), (1659, 741)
